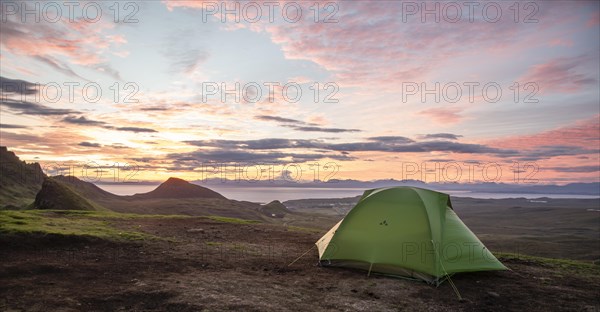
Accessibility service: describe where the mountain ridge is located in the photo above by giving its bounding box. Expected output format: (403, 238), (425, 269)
(190, 178), (600, 196)
(0, 146), (46, 208)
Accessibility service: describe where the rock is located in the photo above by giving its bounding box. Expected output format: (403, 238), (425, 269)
(187, 228), (205, 233)
(487, 291), (500, 298)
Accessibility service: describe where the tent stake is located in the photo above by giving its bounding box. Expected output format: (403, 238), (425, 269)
(367, 263), (373, 277)
(431, 239), (463, 300)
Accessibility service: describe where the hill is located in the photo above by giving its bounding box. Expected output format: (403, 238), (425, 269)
(259, 200), (291, 218)
(132, 177), (226, 200)
(30, 175), (265, 220)
(53, 175), (120, 201)
(0, 151), (261, 219)
(34, 177), (103, 211)
(37, 176), (262, 219)
(0, 146), (45, 208)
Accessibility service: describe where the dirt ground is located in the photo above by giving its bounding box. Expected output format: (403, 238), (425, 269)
(1, 217), (599, 312)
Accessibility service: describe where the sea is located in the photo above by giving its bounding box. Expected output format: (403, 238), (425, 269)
(95, 184), (600, 204)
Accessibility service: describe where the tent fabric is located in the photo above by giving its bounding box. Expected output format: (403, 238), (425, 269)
(315, 186), (507, 285)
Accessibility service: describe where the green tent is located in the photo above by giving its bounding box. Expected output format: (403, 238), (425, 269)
(316, 186), (507, 285)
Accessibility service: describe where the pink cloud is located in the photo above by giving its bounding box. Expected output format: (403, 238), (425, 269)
(519, 55), (597, 93)
(549, 38), (574, 47)
(0, 16), (127, 79)
(587, 11), (600, 27)
(489, 116), (600, 150)
(418, 107), (463, 124)
(163, 0), (214, 11)
(162, 1), (596, 94)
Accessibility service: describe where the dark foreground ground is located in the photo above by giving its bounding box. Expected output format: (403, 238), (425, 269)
(1, 215), (599, 312)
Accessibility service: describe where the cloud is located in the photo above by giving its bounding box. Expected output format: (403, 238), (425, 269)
(0, 98), (78, 116)
(163, 0), (221, 11)
(108, 143), (131, 149)
(111, 126), (158, 133)
(78, 142), (102, 148)
(330, 140), (515, 155)
(0, 131), (43, 142)
(487, 116), (600, 161)
(62, 116), (107, 126)
(170, 49), (209, 74)
(185, 136), (516, 156)
(255, 115), (305, 124)
(62, 115), (158, 133)
(422, 133), (463, 140)
(1, 13), (125, 80)
(32, 55), (87, 81)
(161, 0), (598, 99)
(489, 116), (599, 151)
(368, 136), (415, 144)
(516, 145), (598, 161)
(139, 106), (171, 112)
(0, 130), (92, 152)
(186, 138), (319, 150)
(255, 114), (360, 133)
(587, 11), (599, 27)
(0, 76), (37, 95)
(169, 149), (353, 165)
(285, 125), (361, 133)
(0, 123), (28, 129)
(519, 55), (597, 93)
(418, 107), (463, 124)
(162, 29), (209, 75)
(161, 1), (582, 92)
(547, 166), (600, 173)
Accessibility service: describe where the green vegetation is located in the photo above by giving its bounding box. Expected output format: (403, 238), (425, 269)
(40, 209), (192, 220)
(0, 210), (189, 241)
(205, 215), (261, 224)
(0, 210), (146, 240)
(34, 177), (106, 211)
(0, 210), (266, 242)
(497, 252), (600, 277)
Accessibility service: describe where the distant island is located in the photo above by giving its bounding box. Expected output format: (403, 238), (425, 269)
(178, 177), (600, 196)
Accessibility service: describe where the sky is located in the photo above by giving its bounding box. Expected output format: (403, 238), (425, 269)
(0, 0), (599, 185)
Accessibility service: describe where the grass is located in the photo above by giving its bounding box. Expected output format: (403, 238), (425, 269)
(497, 252), (600, 277)
(0, 210), (146, 240)
(0, 210), (188, 241)
(0, 210), (264, 242)
(40, 209), (192, 220)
